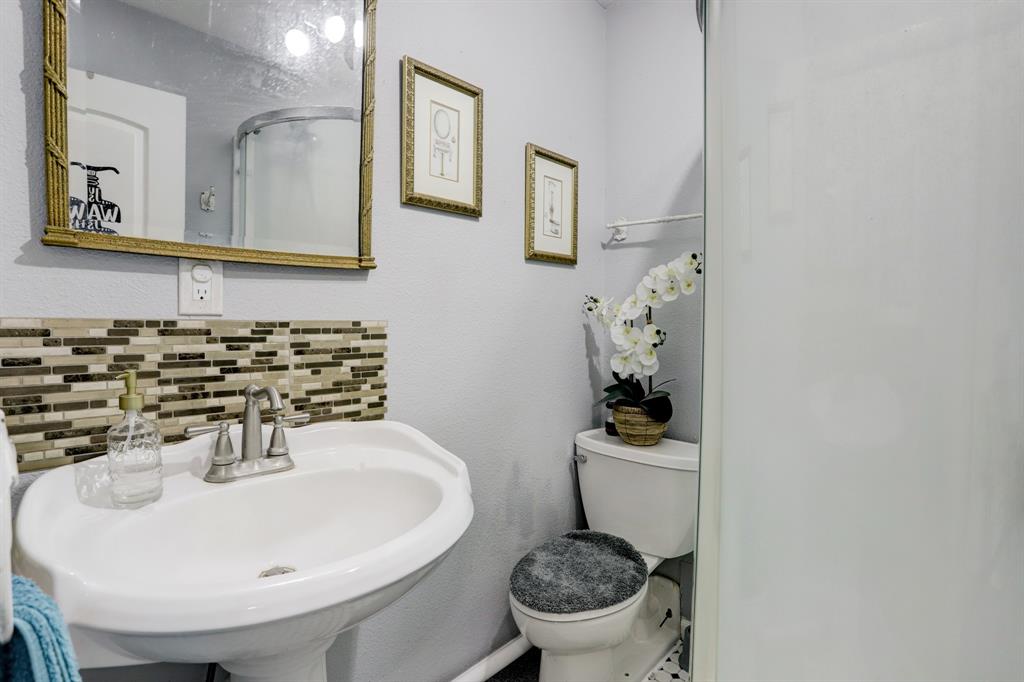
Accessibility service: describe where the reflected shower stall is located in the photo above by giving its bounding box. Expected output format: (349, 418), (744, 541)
(232, 106), (361, 255)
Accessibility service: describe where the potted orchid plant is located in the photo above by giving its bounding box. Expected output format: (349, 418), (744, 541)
(584, 251), (703, 446)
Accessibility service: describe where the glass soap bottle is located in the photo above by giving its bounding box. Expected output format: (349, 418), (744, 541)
(107, 370), (162, 508)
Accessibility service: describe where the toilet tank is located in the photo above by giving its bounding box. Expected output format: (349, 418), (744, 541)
(575, 429), (699, 560)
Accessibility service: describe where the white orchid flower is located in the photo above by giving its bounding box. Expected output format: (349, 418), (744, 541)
(610, 322), (629, 346)
(610, 352), (628, 375)
(636, 341), (658, 367)
(619, 294), (644, 320)
(599, 303), (620, 328)
(636, 282), (663, 309)
(656, 276), (680, 302)
(620, 326), (644, 351)
(642, 323), (662, 345)
(641, 356), (660, 376)
(667, 257), (687, 279)
(626, 353), (644, 377)
(593, 298), (617, 327)
(610, 350), (643, 378)
(596, 252), (702, 385)
(650, 264), (671, 282)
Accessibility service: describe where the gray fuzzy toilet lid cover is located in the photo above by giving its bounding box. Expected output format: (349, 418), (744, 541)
(509, 530), (647, 614)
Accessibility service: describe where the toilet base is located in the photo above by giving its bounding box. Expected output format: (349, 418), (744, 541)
(540, 647), (613, 682)
(536, 576), (681, 682)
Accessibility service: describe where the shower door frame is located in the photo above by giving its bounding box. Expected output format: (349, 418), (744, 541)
(691, 0), (722, 677)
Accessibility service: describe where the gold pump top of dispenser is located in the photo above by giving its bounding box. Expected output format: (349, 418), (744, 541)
(117, 370), (144, 412)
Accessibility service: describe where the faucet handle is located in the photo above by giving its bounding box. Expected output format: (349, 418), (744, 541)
(266, 413), (310, 457)
(185, 421), (236, 466)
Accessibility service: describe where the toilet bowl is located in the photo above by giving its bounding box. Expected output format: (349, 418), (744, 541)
(510, 582), (648, 682)
(508, 429), (698, 682)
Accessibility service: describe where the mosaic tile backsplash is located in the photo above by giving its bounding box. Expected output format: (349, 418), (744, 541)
(0, 319), (387, 471)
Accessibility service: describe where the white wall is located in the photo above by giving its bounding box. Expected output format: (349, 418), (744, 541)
(703, 1), (1024, 679)
(602, 0), (704, 442)
(1, 0), (607, 680)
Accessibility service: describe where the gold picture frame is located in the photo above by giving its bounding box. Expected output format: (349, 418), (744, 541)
(524, 143), (578, 266)
(400, 56), (483, 217)
(41, 0), (378, 270)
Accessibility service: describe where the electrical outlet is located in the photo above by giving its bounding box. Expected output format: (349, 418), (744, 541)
(178, 258), (223, 316)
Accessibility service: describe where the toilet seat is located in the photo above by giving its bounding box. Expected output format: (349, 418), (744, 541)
(509, 530), (648, 615)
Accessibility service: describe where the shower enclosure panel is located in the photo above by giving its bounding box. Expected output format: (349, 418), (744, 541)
(697, 1), (1024, 679)
(234, 107), (362, 256)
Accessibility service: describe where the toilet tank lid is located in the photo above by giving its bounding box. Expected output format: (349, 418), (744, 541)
(575, 428), (698, 471)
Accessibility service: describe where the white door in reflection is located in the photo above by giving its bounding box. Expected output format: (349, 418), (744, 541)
(68, 69), (186, 241)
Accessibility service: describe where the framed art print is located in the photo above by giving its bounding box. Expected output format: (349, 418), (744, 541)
(401, 56), (483, 217)
(524, 143), (578, 265)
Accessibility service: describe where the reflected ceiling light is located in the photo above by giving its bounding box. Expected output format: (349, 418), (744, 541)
(324, 15), (346, 44)
(284, 28), (310, 57)
(353, 19), (364, 49)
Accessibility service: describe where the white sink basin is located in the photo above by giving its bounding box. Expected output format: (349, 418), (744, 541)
(14, 420), (474, 682)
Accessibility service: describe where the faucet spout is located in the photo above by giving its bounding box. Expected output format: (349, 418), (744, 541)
(248, 384), (284, 412)
(241, 384), (284, 461)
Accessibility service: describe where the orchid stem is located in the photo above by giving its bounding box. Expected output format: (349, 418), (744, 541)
(645, 308), (654, 394)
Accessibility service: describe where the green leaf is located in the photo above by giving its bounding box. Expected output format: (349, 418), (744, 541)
(642, 395), (673, 423)
(594, 385), (630, 407)
(651, 378), (677, 391)
(612, 373), (645, 401)
(641, 390), (672, 402)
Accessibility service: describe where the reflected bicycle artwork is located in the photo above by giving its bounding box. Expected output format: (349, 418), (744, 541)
(68, 162), (122, 235)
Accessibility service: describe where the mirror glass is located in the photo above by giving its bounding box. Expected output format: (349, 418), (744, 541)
(66, 0), (366, 258)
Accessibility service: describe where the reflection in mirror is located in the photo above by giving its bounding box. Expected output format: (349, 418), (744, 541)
(66, 0), (366, 258)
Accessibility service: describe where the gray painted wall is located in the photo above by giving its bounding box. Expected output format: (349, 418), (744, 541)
(602, 0), (705, 444)
(0, 0), (703, 679)
(3, 0), (606, 679)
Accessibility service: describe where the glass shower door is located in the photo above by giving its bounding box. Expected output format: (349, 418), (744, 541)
(696, 1), (1024, 679)
(234, 107), (362, 256)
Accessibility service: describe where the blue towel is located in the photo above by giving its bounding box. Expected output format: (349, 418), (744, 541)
(0, 576), (81, 682)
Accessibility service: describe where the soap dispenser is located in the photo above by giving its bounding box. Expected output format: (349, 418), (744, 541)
(107, 370), (162, 508)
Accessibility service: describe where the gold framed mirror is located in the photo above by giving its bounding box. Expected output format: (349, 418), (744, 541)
(41, 0), (377, 269)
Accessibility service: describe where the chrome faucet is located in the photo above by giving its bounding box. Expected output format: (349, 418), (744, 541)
(184, 383), (308, 483)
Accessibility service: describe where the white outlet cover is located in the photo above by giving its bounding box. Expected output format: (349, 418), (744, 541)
(178, 258), (223, 316)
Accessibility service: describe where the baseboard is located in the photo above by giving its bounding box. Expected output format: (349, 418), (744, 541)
(451, 634), (532, 682)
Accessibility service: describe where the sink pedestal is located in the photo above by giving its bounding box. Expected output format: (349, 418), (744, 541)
(219, 637), (334, 682)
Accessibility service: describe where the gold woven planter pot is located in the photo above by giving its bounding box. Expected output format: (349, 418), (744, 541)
(612, 405), (668, 446)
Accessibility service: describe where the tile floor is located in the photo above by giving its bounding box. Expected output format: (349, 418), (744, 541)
(646, 638), (688, 682)
(486, 633), (688, 682)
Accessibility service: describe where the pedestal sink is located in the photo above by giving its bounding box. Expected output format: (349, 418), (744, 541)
(14, 421), (474, 682)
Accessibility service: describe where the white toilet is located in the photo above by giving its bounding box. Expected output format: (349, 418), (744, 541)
(509, 428), (698, 682)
